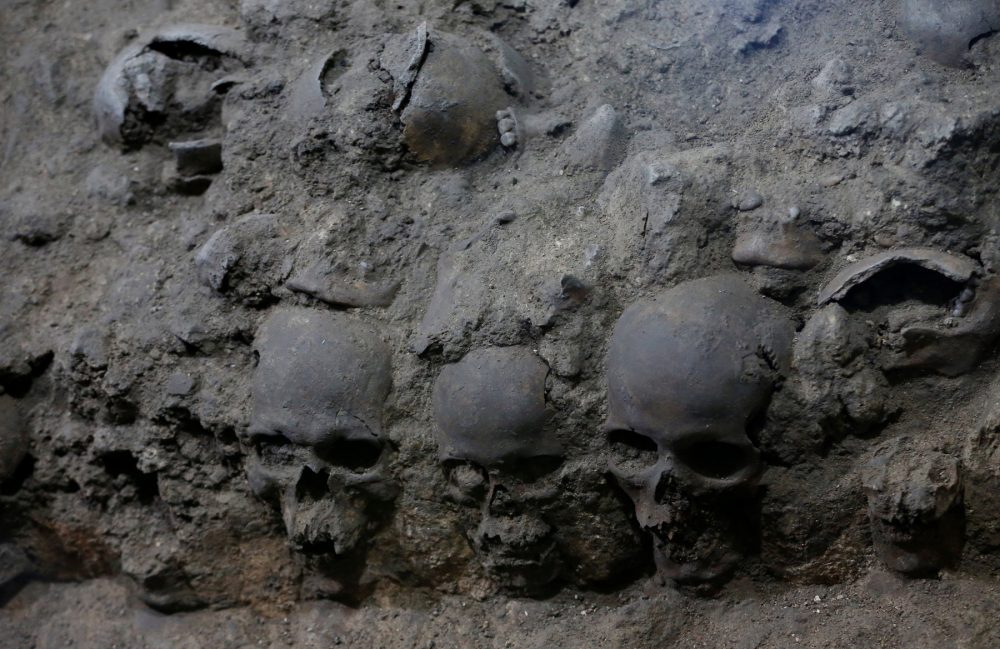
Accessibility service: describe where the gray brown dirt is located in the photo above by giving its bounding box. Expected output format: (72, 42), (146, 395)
(1, 0), (999, 647)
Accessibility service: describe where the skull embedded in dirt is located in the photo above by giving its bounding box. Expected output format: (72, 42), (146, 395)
(244, 307), (395, 558)
(861, 439), (965, 575)
(604, 274), (795, 585)
(290, 24), (533, 169)
(432, 346), (564, 592)
(93, 24), (247, 193)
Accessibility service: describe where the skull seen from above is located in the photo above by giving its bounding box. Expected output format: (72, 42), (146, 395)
(433, 346), (564, 592)
(604, 274), (795, 585)
(244, 308), (396, 559)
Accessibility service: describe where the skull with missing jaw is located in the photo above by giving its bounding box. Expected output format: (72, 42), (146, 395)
(433, 346), (564, 592)
(244, 308), (396, 564)
(288, 23), (536, 170)
(94, 25), (246, 193)
(604, 274), (795, 586)
(861, 439), (965, 576)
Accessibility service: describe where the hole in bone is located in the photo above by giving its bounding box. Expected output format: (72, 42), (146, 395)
(607, 429), (659, 474)
(147, 39), (226, 64)
(838, 264), (965, 313)
(501, 455), (564, 484)
(313, 437), (383, 471)
(249, 431), (297, 463)
(295, 466), (330, 503)
(674, 441), (752, 480)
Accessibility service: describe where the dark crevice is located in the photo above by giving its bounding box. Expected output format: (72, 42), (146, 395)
(0, 454), (35, 496)
(295, 466), (330, 503)
(838, 264), (964, 313)
(99, 451), (159, 505)
(147, 39), (224, 62)
(675, 442), (751, 480)
(313, 438), (383, 471)
(968, 29), (997, 51)
(0, 350), (53, 397)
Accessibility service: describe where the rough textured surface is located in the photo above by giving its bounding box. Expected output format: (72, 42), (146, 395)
(1, 0), (999, 646)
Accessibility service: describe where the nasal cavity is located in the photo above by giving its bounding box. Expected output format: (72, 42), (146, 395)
(295, 466), (330, 502)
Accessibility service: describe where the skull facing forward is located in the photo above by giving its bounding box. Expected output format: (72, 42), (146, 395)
(604, 275), (794, 585)
(245, 308), (395, 558)
(433, 346), (563, 592)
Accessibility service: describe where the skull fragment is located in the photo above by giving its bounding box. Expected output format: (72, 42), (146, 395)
(93, 25), (246, 192)
(432, 346), (564, 592)
(94, 24), (247, 149)
(604, 274), (794, 585)
(244, 308), (396, 559)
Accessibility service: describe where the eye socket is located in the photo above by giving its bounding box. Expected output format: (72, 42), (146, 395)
(249, 431), (295, 462)
(674, 441), (752, 480)
(607, 429), (658, 473)
(313, 438), (384, 471)
(443, 460), (488, 505)
(503, 455), (564, 484)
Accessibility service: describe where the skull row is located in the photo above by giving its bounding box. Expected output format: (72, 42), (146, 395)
(243, 274), (799, 592)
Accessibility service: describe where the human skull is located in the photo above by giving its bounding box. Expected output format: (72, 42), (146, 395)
(861, 439), (964, 575)
(290, 25), (529, 170)
(432, 346), (564, 592)
(93, 25), (246, 193)
(604, 274), (794, 585)
(244, 308), (395, 558)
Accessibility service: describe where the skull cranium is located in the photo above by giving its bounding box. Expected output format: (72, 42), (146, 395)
(244, 308), (395, 559)
(432, 346), (564, 592)
(604, 274), (794, 585)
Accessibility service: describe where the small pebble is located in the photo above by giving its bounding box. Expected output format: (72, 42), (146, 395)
(165, 372), (196, 396)
(735, 191), (764, 212)
(500, 132), (517, 147)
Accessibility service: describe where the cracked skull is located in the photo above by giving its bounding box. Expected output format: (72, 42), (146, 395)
(244, 307), (395, 556)
(432, 346), (563, 592)
(604, 274), (794, 585)
(289, 24), (532, 169)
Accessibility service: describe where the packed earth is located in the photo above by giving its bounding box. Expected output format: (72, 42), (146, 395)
(1, 1), (999, 647)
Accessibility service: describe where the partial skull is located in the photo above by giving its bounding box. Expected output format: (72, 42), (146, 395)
(395, 28), (509, 166)
(861, 439), (964, 575)
(195, 213), (292, 307)
(94, 25), (246, 149)
(93, 25), (246, 193)
(817, 248), (1000, 377)
(604, 274), (794, 585)
(290, 24), (530, 169)
(244, 308), (395, 560)
(433, 346), (564, 592)
(900, 0), (1000, 67)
